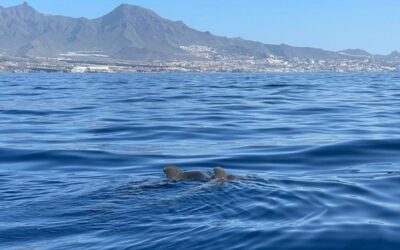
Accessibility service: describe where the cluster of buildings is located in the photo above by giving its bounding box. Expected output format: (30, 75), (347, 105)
(159, 58), (398, 73)
(0, 53), (399, 73)
(179, 45), (218, 60)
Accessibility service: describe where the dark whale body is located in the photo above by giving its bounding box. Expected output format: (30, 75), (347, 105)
(163, 165), (241, 181)
(163, 166), (211, 181)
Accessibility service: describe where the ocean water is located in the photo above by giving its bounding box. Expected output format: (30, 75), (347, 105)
(1, 73), (400, 250)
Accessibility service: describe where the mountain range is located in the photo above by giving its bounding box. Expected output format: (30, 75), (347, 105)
(0, 2), (398, 61)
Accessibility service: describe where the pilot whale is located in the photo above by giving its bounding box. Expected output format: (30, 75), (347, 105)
(163, 165), (212, 181)
(163, 165), (241, 181)
(213, 166), (240, 180)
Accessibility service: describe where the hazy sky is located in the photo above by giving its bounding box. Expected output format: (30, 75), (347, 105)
(2, 0), (399, 55)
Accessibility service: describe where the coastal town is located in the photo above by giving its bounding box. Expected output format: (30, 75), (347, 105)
(1, 53), (400, 73)
(1, 3), (399, 74)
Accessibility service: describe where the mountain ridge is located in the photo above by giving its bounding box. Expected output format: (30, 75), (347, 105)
(0, 3), (397, 61)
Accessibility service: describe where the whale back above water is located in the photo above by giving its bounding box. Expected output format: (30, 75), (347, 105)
(163, 166), (212, 181)
(163, 166), (184, 180)
(214, 166), (239, 180)
(164, 165), (241, 181)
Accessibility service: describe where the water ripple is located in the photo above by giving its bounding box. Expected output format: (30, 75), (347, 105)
(1, 73), (400, 249)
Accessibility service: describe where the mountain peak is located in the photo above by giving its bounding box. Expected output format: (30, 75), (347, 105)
(340, 49), (371, 57)
(100, 3), (161, 25)
(388, 50), (400, 58)
(117, 3), (139, 9)
(13, 2), (32, 9)
(5, 2), (37, 13)
(113, 3), (158, 16)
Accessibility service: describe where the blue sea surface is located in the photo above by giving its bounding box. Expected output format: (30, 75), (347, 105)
(1, 73), (400, 249)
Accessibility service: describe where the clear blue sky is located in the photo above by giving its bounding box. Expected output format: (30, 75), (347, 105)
(1, 0), (399, 55)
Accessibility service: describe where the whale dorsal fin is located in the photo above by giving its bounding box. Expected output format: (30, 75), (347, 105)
(214, 166), (228, 179)
(164, 165), (184, 180)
